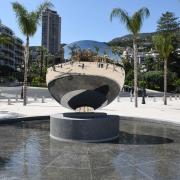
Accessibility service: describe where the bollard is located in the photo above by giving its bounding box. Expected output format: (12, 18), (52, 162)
(153, 97), (156, 102)
(15, 94), (18, 102)
(34, 94), (37, 102)
(175, 95), (177, 100)
(130, 94), (133, 102)
(42, 96), (45, 103)
(117, 96), (120, 102)
(170, 96), (172, 101)
(8, 98), (11, 105)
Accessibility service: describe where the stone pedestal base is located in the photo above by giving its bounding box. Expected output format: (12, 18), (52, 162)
(50, 113), (119, 142)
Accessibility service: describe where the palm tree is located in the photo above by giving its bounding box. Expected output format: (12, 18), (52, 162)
(45, 52), (52, 69)
(94, 46), (100, 62)
(12, 1), (53, 105)
(67, 44), (79, 62)
(153, 35), (173, 105)
(38, 46), (48, 77)
(110, 7), (150, 107)
(94, 46), (100, 55)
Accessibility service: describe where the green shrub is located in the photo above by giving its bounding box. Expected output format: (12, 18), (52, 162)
(143, 70), (178, 91)
(139, 81), (146, 88)
(31, 76), (47, 87)
(174, 79), (180, 92)
(8, 76), (16, 82)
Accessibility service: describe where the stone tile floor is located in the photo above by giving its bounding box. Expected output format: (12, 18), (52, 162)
(0, 119), (180, 180)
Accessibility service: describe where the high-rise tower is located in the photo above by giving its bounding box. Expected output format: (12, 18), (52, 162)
(42, 9), (61, 55)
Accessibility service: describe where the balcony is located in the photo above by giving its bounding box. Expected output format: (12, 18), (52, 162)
(15, 54), (23, 59)
(15, 48), (24, 54)
(2, 55), (15, 62)
(1, 47), (15, 54)
(0, 59), (15, 69)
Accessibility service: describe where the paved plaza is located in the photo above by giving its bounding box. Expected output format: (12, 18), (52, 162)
(0, 86), (180, 124)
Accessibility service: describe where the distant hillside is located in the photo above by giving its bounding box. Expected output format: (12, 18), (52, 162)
(108, 30), (180, 48)
(108, 32), (156, 47)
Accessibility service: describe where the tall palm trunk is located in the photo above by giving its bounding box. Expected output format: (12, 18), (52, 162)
(133, 38), (138, 107)
(23, 36), (29, 106)
(45, 56), (48, 69)
(164, 58), (167, 105)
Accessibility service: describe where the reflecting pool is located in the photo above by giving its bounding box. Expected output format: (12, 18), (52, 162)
(0, 119), (180, 179)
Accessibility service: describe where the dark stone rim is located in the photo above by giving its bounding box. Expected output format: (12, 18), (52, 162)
(0, 116), (50, 124)
(1, 115), (180, 129)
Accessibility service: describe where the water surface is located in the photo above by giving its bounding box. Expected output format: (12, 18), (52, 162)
(0, 119), (180, 180)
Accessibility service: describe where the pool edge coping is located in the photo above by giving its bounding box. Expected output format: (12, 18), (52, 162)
(0, 114), (180, 128)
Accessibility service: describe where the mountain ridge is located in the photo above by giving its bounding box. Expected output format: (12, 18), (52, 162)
(108, 30), (180, 47)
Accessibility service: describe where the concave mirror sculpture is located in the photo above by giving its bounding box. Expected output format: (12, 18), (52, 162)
(46, 40), (125, 142)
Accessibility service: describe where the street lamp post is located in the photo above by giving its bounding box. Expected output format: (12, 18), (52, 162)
(20, 62), (24, 99)
(142, 84), (146, 104)
(140, 66), (147, 104)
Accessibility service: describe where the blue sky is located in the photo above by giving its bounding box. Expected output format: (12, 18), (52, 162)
(0, 0), (180, 45)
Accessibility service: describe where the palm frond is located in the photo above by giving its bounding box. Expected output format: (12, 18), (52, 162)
(12, 2), (28, 35)
(153, 35), (164, 58)
(153, 34), (173, 59)
(12, 1), (53, 37)
(131, 7), (150, 35)
(138, 7), (150, 19)
(110, 8), (130, 24)
(110, 7), (150, 36)
(131, 12), (143, 35)
(164, 35), (173, 58)
(110, 8), (133, 33)
(12, 2), (27, 17)
(35, 1), (53, 24)
(94, 46), (99, 54)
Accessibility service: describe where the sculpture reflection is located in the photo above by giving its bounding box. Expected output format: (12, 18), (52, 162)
(46, 40), (125, 111)
(64, 40), (121, 64)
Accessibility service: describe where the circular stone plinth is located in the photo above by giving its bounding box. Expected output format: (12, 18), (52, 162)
(50, 113), (119, 142)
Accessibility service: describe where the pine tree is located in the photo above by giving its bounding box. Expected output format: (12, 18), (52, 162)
(157, 11), (180, 35)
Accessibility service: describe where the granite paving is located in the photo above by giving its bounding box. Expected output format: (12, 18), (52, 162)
(0, 119), (180, 179)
